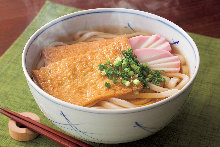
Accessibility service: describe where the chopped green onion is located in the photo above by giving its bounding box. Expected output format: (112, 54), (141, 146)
(116, 57), (122, 61)
(113, 78), (117, 84)
(161, 78), (166, 82)
(131, 64), (138, 70)
(105, 68), (113, 75)
(124, 81), (130, 86)
(122, 59), (128, 69)
(114, 65), (119, 70)
(99, 48), (165, 90)
(114, 70), (121, 76)
(103, 64), (108, 69)
(133, 79), (141, 86)
(128, 48), (133, 54)
(114, 57), (122, 66)
(108, 74), (113, 80)
(128, 71), (134, 76)
(124, 68), (130, 73)
(148, 74), (153, 78)
(121, 79), (127, 84)
(145, 78), (150, 82)
(105, 60), (110, 64)
(131, 64), (140, 73)
(114, 60), (122, 66)
(122, 79), (130, 86)
(105, 82), (111, 88)
(101, 71), (106, 75)
(128, 58), (135, 65)
(122, 50), (127, 56)
(141, 63), (148, 67)
(98, 64), (104, 71)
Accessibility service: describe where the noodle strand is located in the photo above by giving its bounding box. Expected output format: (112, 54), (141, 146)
(108, 98), (136, 108)
(164, 73), (189, 89)
(123, 89), (179, 99)
(96, 101), (124, 109)
(148, 83), (169, 92)
(168, 77), (180, 89)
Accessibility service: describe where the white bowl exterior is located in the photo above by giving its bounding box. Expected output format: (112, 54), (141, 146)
(28, 80), (192, 143)
(23, 8), (199, 143)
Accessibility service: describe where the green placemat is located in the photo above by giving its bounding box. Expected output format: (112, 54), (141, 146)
(0, 1), (220, 146)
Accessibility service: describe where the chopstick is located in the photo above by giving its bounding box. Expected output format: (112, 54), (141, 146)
(0, 107), (92, 147)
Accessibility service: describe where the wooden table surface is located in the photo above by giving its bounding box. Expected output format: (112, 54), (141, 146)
(0, 0), (219, 56)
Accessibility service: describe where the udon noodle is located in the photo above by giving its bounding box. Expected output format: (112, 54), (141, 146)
(33, 27), (190, 109)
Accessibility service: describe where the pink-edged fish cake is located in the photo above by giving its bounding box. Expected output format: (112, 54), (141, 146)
(134, 48), (180, 73)
(129, 34), (172, 52)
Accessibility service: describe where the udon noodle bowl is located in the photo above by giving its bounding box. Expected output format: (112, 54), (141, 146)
(32, 27), (190, 109)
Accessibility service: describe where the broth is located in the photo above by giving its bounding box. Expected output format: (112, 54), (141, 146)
(32, 26), (190, 108)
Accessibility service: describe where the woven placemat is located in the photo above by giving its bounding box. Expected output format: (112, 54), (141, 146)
(0, 1), (220, 146)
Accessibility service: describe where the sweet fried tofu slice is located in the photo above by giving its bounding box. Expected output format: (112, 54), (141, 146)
(43, 36), (123, 65)
(33, 36), (142, 106)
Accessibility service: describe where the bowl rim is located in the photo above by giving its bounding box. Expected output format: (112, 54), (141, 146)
(22, 8), (200, 114)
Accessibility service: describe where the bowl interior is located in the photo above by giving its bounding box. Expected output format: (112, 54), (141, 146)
(23, 8), (199, 109)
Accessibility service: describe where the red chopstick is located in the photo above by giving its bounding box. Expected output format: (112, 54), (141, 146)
(0, 107), (92, 147)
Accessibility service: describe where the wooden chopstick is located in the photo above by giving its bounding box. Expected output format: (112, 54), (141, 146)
(0, 107), (92, 147)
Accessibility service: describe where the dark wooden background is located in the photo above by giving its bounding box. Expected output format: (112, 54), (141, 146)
(0, 0), (219, 56)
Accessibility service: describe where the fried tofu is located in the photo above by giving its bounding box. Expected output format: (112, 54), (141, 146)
(33, 36), (142, 106)
(43, 36), (123, 65)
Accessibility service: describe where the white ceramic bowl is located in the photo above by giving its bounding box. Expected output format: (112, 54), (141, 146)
(22, 8), (200, 144)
